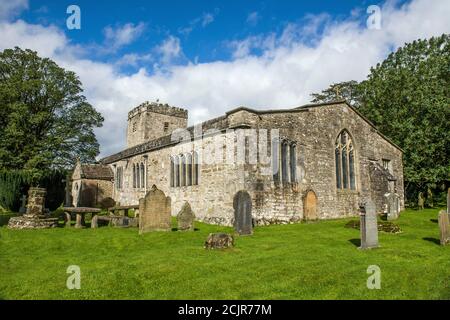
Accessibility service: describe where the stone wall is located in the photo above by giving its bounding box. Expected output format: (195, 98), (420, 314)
(127, 102), (188, 148)
(71, 162), (113, 207)
(248, 103), (404, 220)
(71, 178), (113, 207)
(111, 132), (246, 226)
(106, 101), (404, 226)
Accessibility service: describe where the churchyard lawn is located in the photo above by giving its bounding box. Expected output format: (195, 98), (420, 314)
(0, 208), (448, 299)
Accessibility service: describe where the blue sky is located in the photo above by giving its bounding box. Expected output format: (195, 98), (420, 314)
(23, 0), (384, 72)
(0, 0), (449, 157)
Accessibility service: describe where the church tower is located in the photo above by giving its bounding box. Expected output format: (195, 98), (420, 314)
(126, 101), (188, 148)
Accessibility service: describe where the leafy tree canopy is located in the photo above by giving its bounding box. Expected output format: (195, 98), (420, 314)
(311, 80), (362, 107)
(0, 47), (104, 183)
(311, 34), (450, 189)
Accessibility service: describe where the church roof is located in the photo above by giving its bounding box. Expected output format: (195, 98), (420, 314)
(100, 100), (403, 164)
(80, 164), (114, 180)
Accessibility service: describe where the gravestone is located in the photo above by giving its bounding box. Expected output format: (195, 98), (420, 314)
(139, 185), (171, 234)
(418, 192), (425, 210)
(177, 202), (195, 231)
(18, 195), (27, 214)
(359, 199), (379, 249)
(233, 190), (253, 235)
(385, 193), (400, 221)
(204, 233), (234, 249)
(438, 210), (450, 246)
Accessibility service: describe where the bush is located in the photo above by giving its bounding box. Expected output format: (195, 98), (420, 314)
(0, 171), (30, 211)
(0, 170), (66, 212)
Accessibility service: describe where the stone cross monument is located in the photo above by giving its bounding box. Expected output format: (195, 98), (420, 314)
(8, 187), (58, 229)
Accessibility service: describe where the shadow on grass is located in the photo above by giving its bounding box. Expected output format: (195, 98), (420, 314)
(349, 238), (361, 247)
(171, 227), (200, 232)
(430, 219), (438, 223)
(423, 237), (441, 245)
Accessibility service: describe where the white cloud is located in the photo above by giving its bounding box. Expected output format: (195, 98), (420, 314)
(103, 22), (146, 50)
(155, 36), (182, 64)
(178, 11), (217, 35)
(0, 20), (67, 57)
(201, 13), (214, 27)
(246, 12), (260, 26)
(115, 52), (153, 67)
(0, 0), (449, 158)
(0, 0), (28, 21)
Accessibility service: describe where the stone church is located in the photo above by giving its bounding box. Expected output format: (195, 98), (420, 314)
(74, 100), (404, 226)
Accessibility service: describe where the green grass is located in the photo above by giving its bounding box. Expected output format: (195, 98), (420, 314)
(0, 208), (449, 299)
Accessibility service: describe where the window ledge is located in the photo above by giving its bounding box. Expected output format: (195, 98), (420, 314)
(336, 189), (359, 195)
(273, 181), (299, 191)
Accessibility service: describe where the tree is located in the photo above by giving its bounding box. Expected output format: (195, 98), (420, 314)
(310, 80), (362, 107)
(359, 34), (449, 191)
(311, 34), (450, 201)
(0, 47), (104, 184)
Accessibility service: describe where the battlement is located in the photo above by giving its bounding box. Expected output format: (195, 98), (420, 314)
(128, 101), (188, 120)
(126, 101), (189, 148)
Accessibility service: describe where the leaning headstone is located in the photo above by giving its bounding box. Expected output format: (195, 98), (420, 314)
(18, 195), (27, 214)
(418, 192), (425, 210)
(233, 190), (253, 235)
(177, 202), (195, 231)
(385, 193), (400, 221)
(139, 185), (171, 234)
(204, 233), (234, 249)
(359, 199), (379, 249)
(438, 210), (450, 246)
(8, 188), (58, 229)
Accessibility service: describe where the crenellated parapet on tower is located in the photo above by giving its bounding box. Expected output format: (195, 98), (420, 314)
(127, 101), (188, 148)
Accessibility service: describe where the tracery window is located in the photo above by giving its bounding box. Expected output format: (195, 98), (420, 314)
(171, 151), (199, 188)
(272, 138), (297, 184)
(116, 167), (123, 190)
(140, 163), (145, 189)
(335, 130), (356, 190)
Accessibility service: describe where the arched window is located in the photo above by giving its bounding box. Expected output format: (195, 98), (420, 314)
(171, 152), (198, 188)
(116, 167), (123, 190)
(180, 155), (186, 186)
(140, 163), (145, 189)
(290, 143), (297, 183)
(175, 156), (180, 187)
(272, 138), (280, 182)
(132, 164), (136, 188)
(193, 151), (199, 185)
(186, 153), (193, 186)
(335, 130), (356, 190)
(281, 141), (289, 183)
(136, 163), (140, 188)
(170, 156), (175, 187)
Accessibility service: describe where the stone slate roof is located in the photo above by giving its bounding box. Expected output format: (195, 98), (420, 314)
(369, 162), (397, 181)
(80, 164), (114, 180)
(101, 115), (229, 164)
(100, 100), (403, 164)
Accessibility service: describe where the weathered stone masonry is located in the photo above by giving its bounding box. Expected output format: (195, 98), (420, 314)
(97, 100), (404, 227)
